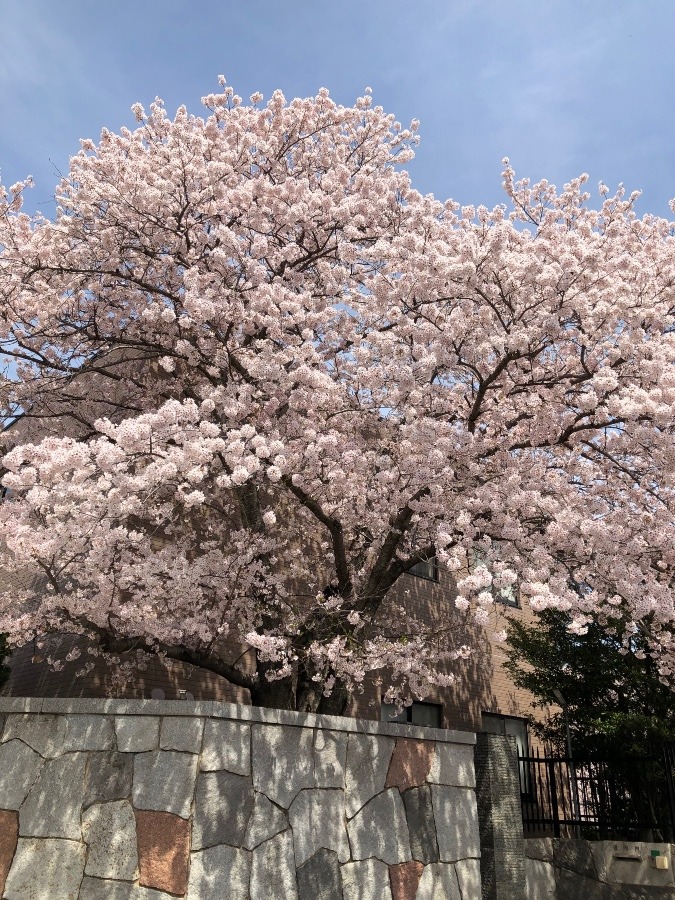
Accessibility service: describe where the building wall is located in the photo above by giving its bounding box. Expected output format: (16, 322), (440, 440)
(0, 696), (481, 899)
(1, 564), (546, 744)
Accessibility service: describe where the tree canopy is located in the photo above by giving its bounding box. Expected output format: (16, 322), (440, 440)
(1, 81), (675, 712)
(505, 609), (675, 756)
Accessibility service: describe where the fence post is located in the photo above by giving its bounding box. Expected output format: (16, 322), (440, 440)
(475, 732), (526, 900)
(547, 756), (561, 838)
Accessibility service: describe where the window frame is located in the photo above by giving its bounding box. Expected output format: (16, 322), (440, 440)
(406, 556), (439, 582)
(381, 699), (443, 729)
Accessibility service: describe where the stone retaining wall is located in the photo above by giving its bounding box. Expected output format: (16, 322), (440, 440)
(0, 698), (481, 900)
(523, 837), (675, 900)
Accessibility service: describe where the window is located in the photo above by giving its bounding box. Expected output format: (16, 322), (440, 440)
(407, 556), (438, 582)
(482, 712), (530, 792)
(381, 700), (442, 728)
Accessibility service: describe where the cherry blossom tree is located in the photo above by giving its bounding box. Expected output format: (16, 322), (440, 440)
(1, 80), (675, 712)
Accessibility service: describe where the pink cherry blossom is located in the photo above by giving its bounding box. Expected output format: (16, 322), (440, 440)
(1, 82), (675, 711)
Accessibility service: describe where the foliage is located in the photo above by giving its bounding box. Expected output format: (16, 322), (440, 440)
(1, 80), (675, 711)
(0, 633), (10, 692)
(504, 609), (675, 756)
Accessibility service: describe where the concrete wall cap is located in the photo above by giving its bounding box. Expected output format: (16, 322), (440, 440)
(0, 697), (476, 743)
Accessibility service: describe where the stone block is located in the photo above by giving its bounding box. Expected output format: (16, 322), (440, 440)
(523, 857), (556, 900)
(340, 859), (392, 900)
(250, 830), (298, 900)
(345, 733), (395, 819)
(402, 784), (439, 864)
(115, 716), (160, 752)
(297, 848), (344, 900)
(84, 751), (133, 807)
(524, 838), (554, 863)
(252, 723), (314, 808)
(427, 743), (475, 788)
(82, 800), (138, 880)
(0, 698), (43, 715)
(553, 837), (597, 878)
(159, 716), (204, 752)
(192, 770), (254, 850)
(385, 739), (435, 792)
(314, 728), (348, 788)
(62, 715), (115, 752)
(3, 837), (86, 899)
(415, 862), (462, 900)
(289, 788), (350, 867)
(79, 878), (177, 900)
(0, 741), (43, 810)
(431, 785), (480, 862)
(200, 718), (251, 774)
(2, 713), (66, 757)
(455, 859), (481, 900)
(243, 791), (289, 850)
(135, 809), (191, 896)
(0, 809), (18, 897)
(19, 753), (88, 839)
(188, 844), (251, 900)
(554, 868), (614, 900)
(132, 750), (198, 819)
(389, 860), (423, 900)
(347, 788), (411, 865)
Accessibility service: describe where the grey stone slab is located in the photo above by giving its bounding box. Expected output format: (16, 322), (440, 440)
(200, 719), (250, 774)
(4, 837), (86, 899)
(0, 697), (477, 742)
(61, 715), (115, 752)
(427, 743), (475, 788)
(2, 713), (67, 757)
(455, 859), (481, 900)
(115, 716), (160, 752)
(132, 750), (198, 818)
(251, 723), (314, 808)
(289, 789), (350, 867)
(347, 788), (411, 865)
(402, 784), (439, 863)
(84, 751), (133, 807)
(192, 770), (255, 850)
(524, 838), (554, 863)
(19, 752), (88, 839)
(523, 858), (556, 900)
(187, 845), (251, 900)
(0, 740), (44, 809)
(160, 716), (204, 752)
(250, 830), (298, 900)
(554, 869), (614, 900)
(431, 785), (480, 862)
(297, 848), (343, 900)
(0, 698), (43, 715)
(243, 792), (289, 850)
(82, 800), (139, 880)
(340, 859), (392, 900)
(314, 729), (348, 788)
(553, 837), (597, 877)
(345, 733), (395, 818)
(415, 862), (462, 900)
(78, 880), (175, 900)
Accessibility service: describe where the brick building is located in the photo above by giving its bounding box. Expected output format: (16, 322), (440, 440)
(0, 553), (541, 756)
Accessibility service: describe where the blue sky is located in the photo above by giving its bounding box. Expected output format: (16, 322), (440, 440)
(1, 0), (674, 220)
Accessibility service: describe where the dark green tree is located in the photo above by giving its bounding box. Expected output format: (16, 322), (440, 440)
(504, 609), (675, 757)
(0, 633), (10, 693)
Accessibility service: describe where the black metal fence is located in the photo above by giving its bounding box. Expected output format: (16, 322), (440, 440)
(519, 746), (675, 842)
